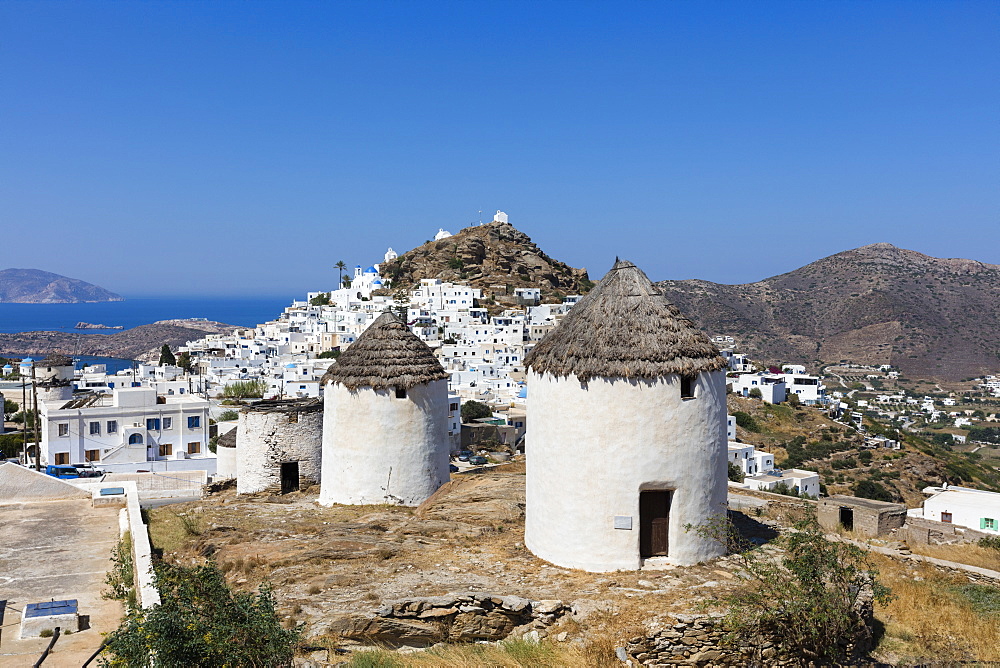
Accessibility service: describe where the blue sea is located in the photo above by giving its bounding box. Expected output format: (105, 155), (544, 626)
(0, 296), (290, 335)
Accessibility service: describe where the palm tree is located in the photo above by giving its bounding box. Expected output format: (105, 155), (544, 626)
(335, 260), (346, 289)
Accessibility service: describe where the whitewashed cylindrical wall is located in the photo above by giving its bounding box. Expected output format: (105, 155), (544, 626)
(216, 443), (237, 479)
(525, 369), (728, 571)
(236, 403), (323, 494)
(319, 379), (450, 506)
(36, 383), (74, 403)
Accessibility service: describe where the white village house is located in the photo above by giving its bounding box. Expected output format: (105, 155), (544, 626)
(38, 387), (212, 472)
(908, 485), (1000, 534)
(524, 259), (729, 571)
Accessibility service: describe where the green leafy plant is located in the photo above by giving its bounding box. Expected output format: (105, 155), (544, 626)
(718, 512), (891, 665)
(159, 344), (176, 366)
(222, 380), (267, 399)
(733, 411), (760, 433)
(104, 533), (136, 608)
(460, 400), (492, 422)
(727, 461), (745, 483)
(100, 561), (301, 668)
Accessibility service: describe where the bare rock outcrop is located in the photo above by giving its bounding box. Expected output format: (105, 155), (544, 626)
(326, 593), (568, 647)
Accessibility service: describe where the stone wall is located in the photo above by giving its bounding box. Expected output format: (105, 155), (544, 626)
(236, 401), (323, 495)
(327, 593), (568, 648)
(903, 516), (992, 546)
(624, 607), (875, 667)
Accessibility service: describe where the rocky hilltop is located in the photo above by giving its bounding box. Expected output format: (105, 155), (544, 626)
(0, 319), (236, 361)
(656, 243), (1000, 381)
(379, 222), (591, 302)
(0, 268), (124, 303)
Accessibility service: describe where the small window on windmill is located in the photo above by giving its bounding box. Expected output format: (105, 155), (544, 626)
(395, 387), (407, 399)
(681, 375), (696, 399)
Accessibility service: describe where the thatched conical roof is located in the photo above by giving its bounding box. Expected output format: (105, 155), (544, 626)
(322, 311), (449, 391)
(524, 259), (726, 382)
(39, 353), (73, 367)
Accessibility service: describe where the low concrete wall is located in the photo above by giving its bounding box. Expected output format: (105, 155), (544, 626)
(123, 481), (160, 608)
(102, 470), (206, 499)
(97, 458), (217, 476)
(76, 481), (160, 608)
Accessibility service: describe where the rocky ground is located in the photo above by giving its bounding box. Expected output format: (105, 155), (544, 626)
(147, 466), (1000, 666)
(150, 468), (771, 662)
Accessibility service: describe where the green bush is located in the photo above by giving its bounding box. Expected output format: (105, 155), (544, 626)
(222, 380), (267, 399)
(831, 457), (857, 470)
(101, 561), (300, 667)
(719, 512), (891, 664)
(733, 411), (760, 433)
(728, 461), (745, 483)
(460, 400), (492, 422)
(853, 479), (894, 502)
(217, 410), (239, 422)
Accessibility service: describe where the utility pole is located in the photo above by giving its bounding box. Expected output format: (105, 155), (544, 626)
(30, 363), (40, 471)
(21, 376), (27, 465)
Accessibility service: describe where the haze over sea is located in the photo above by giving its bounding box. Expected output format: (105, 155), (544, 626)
(0, 297), (289, 335)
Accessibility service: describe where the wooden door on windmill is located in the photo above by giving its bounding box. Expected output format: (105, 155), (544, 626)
(639, 490), (671, 557)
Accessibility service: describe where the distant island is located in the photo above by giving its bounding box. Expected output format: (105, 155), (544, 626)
(75, 321), (124, 330)
(0, 268), (124, 303)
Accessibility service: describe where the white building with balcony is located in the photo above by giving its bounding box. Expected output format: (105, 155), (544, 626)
(38, 387), (213, 473)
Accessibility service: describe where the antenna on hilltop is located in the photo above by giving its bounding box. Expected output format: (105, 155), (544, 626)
(478, 209), (482, 226)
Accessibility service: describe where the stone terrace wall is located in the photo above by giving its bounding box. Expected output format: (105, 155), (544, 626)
(903, 516), (992, 546)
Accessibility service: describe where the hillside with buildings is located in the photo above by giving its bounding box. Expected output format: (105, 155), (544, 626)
(377, 216), (592, 304)
(657, 243), (1000, 382)
(0, 268), (124, 303)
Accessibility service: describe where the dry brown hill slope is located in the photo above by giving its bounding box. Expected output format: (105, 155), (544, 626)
(378, 221), (591, 302)
(656, 243), (1000, 381)
(0, 319), (237, 361)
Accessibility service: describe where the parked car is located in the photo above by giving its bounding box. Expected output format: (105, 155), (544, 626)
(71, 464), (104, 478)
(457, 452), (471, 462)
(45, 465), (80, 479)
(449, 464), (459, 473)
(469, 455), (488, 466)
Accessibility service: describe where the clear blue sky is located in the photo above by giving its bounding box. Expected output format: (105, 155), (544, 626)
(2, 1), (997, 297)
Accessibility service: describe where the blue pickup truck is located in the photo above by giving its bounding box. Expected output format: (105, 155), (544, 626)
(45, 465), (81, 479)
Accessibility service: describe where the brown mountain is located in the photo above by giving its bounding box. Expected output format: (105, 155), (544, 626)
(0, 268), (124, 303)
(378, 221), (591, 302)
(656, 243), (1000, 381)
(0, 320), (236, 362)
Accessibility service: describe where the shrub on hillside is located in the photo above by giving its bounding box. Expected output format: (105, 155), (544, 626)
(717, 512), (891, 665)
(733, 411), (760, 433)
(101, 561), (300, 667)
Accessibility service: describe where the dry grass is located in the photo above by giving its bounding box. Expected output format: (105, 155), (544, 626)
(904, 542), (1000, 572)
(872, 553), (1000, 663)
(341, 633), (633, 668)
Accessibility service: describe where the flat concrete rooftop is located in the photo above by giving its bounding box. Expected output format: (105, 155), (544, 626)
(0, 498), (122, 667)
